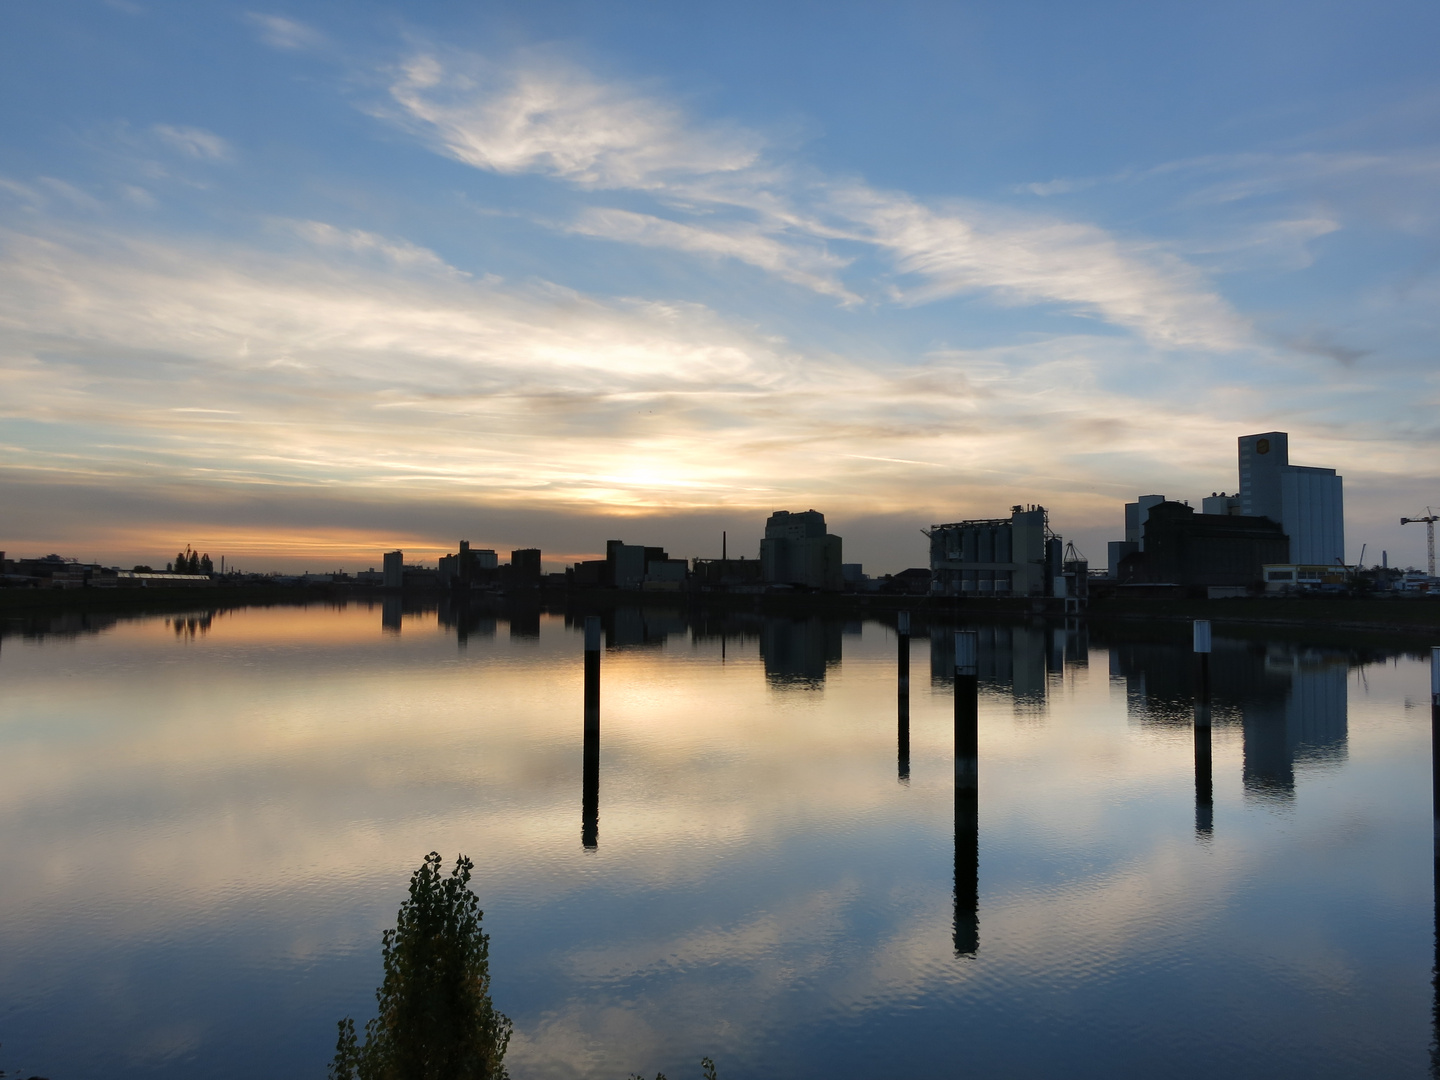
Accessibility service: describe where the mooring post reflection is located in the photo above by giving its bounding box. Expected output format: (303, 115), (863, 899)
(1194, 620), (1214, 838)
(582, 615), (601, 851)
(897, 611), (911, 783)
(954, 630), (979, 956)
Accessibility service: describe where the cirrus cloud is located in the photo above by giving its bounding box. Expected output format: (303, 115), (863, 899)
(384, 49), (1252, 350)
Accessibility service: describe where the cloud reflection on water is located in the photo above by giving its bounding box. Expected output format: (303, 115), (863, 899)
(0, 604), (1430, 1078)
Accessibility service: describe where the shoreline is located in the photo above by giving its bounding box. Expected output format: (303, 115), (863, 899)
(2, 584), (1438, 643)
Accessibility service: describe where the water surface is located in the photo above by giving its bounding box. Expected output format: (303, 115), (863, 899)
(0, 603), (1433, 1078)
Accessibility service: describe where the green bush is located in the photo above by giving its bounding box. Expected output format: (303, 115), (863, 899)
(330, 852), (512, 1080)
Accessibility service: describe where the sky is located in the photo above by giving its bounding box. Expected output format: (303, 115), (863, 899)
(1, 1), (1438, 573)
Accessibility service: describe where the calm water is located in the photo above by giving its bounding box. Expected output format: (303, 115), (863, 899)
(0, 602), (1435, 1078)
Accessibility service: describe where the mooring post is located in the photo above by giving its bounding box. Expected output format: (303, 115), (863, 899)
(897, 611), (911, 783)
(584, 615), (601, 732)
(1431, 646), (1440, 1072)
(1432, 646), (1439, 852)
(582, 615), (601, 850)
(954, 629), (979, 955)
(1194, 619), (1213, 837)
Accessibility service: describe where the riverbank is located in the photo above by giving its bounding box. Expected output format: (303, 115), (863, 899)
(0, 583), (339, 617)
(4, 584), (1438, 641)
(1084, 594), (1440, 636)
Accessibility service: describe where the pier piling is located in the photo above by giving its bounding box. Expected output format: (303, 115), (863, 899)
(954, 629), (979, 955)
(1431, 646), (1439, 1072)
(1194, 620), (1213, 837)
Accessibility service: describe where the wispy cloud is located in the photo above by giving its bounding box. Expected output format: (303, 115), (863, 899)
(568, 207), (860, 303)
(387, 52), (763, 191)
(153, 124), (233, 162)
(384, 49), (1252, 350)
(36, 177), (104, 212)
(245, 12), (326, 52)
(830, 187), (1250, 350)
(280, 219), (460, 275)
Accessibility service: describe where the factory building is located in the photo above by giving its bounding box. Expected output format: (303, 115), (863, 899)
(1118, 501), (1289, 587)
(1103, 431), (1344, 578)
(605, 540), (688, 589)
(1238, 431), (1344, 566)
(927, 505), (1062, 597)
(438, 541), (502, 586)
(760, 510), (843, 591)
(570, 541), (688, 589)
(1107, 494), (1167, 576)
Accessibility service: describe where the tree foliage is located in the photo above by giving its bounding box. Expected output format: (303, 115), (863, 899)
(331, 853), (512, 1080)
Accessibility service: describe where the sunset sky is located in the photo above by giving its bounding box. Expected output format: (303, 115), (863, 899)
(2, 1), (1437, 573)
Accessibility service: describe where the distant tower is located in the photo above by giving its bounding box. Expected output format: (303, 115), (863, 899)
(510, 548), (542, 585)
(760, 510), (843, 591)
(383, 550), (403, 589)
(1238, 432), (1343, 566)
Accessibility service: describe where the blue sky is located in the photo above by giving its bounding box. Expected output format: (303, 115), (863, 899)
(1, 1), (1437, 571)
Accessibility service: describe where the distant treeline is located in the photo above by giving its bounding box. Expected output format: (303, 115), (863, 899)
(166, 545), (213, 575)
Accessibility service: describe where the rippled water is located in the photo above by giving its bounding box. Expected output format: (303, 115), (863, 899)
(0, 602), (1435, 1078)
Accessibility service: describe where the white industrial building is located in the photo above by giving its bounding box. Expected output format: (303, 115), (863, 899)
(1238, 432), (1344, 567)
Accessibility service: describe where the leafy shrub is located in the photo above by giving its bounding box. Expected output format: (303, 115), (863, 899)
(330, 853), (512, 1080)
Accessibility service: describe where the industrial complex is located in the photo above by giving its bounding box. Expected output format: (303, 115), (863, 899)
(1103, 431), (1349, 595)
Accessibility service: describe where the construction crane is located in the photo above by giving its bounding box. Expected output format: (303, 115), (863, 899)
(1401, 508), (1438, 576)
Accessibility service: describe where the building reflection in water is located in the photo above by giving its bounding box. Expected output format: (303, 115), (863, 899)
(1242, 649), (1347, 798)
(381, 595), (402, 634)
(607, 608), (688, 649)
(761, 617), (843, 689)
(437, 597), (496, 646)
(930, 621), (1082, 717)
(508, 604), (541, 641)
(1108, 638), (1350, 802)
(1063, 618), (1090, 669)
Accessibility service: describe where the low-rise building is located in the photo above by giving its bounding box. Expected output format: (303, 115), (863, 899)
(572, 541), (688, 589)
(1262, 563), (1347, 593)
(690, 557), (763, 589)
